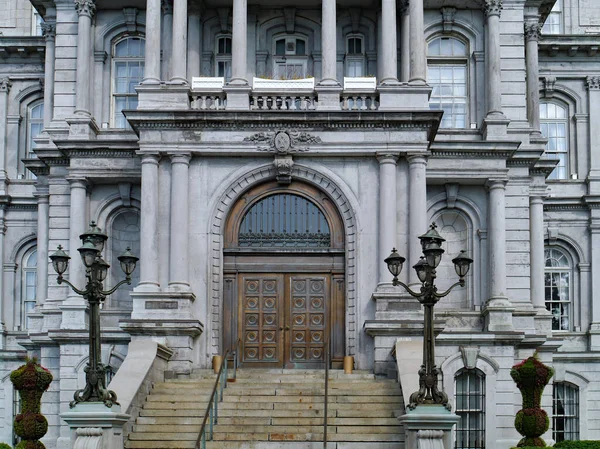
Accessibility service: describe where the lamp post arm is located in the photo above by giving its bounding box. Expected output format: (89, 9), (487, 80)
(433, 280), (465, 299)
(56, 276), (89, 296)
(392, 279), (423, 298)
(100, 277), (131, 297)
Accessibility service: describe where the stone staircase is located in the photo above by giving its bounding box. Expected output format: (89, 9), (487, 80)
(126, 368), (405, 449)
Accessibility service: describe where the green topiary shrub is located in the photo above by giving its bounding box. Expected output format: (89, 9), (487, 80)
(10, 358), (53, 449)
(554, 441), (600, 448)
(510, 355), (554, 447)
(0, 443), (13, 449)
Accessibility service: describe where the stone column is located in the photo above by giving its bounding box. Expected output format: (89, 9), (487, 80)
(137, 154), (161, 291)
(380, 0), (398, 84)
(378, 154), (398, 286)
(589, 209), (600, 349)
(407, 155), (427, 285)
(483, 179), (513, 331)
(0, 205), (5, 335)
(74, 0), (96, 116)
(0, 79), (11, 190)
(168, 154), (191, 291)
(529, 192), (545, 310)
(587, 77), (600, 192)
(142, 0), (161, 83)
(170, 0), (188, 83)
(41, 21), (56, 126)
(187, 5), (202, 81)
(161, 0), (173, 81)
(482, 0), (505, 121)
(408, 0), (426, 84)
(35, 189), (50, 306)
(524, 19), (542, 133)
(400, 1), (410, 83)
(230, 0), (248, 85)
(320, 0), (338, 85)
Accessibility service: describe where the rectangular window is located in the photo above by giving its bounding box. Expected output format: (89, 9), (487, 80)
(428, 65), (467, 128)
(542, 0), (562, 34)
(553, 383), (580, 442)
(346, 59), (363, 77)
(455, 370), (486, 449)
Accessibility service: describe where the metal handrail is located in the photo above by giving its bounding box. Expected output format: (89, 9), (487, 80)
(323, 339), (330, 449)
(195, 347), (238, 449)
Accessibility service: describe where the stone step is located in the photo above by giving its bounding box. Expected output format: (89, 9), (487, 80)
(126, 441), (195, 449)
(220, 395), (401, 404)
(205, 443), (402, 449)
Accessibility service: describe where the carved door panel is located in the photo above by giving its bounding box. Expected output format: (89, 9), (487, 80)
(238, 274), (284, 367)
(285, 275), (328, 368)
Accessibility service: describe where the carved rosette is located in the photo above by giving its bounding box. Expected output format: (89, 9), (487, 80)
(587, 76), (600, 91)
(41, 22), (56, 41)
(75, 0), (96, 18)
(482, 0), (502, 18)
(524, 21), (542, 41)
(0, 78), (12, 93)
(243, 130), (322, 153)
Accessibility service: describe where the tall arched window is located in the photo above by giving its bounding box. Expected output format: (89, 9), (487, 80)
(553, 382), (580, 442)
(20, 249), (37, 330)
(427, 36), (468, 129)
(545, 247), (571, 331)
(455, 368), (485, 449)
(109, 211), (140, 310)
(111, 36), (145, 128)
(215, 35), (232, 81)
(24, 101), (44, 179)
(345, 34), (365, 77)
(540, 102), (569, 180)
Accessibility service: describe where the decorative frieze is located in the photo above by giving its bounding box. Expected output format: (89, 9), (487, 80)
(482, 0), (502, 18)
(74, 0), (96, 18)
(587, 76), (600, 90)
(524, 21), (542, 41)
(244, 130), (322, 153)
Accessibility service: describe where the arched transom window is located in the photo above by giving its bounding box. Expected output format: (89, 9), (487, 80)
(111, 36), (145, 128)
(238, 193), (330, 248)
(545, 247), (571, 330)
(540, 102), (568, 180)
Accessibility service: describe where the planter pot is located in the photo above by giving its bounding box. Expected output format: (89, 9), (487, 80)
(212, 355), (223, 374)
(343, 356), (354, 374)
(252, 77), (315, 91)
(343, 77), (377, 91)
(191, 77), (225, 90)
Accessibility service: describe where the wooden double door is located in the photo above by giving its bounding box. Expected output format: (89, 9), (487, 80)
(225, 272), (344, 368)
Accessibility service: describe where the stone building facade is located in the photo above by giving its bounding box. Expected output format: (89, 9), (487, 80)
(0, 0), (599, 447)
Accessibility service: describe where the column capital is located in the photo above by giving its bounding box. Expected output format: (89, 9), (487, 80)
(376, 153), (399, 164)
(140, 153), (161, 165)
(529, 186), (547, 199)
(406, 153), (428, 165)
(66, 177), (88, 189)
(524, 21), (542, 42)
(485, 178), (508, 191)
(0, 78), (12, 93)
(482, 0), (502, 18)
(161, 0), (173, 14)
(41, 22), (56, 41)
(75, 0), (96, 18)
(169, 153), (192, 165)
(399, 0), (409, 15)
(586, 76), (600, 91)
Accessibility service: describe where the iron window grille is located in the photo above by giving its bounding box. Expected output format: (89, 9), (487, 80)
(553, 382), (579, 442)
(455, 368), (486, 449)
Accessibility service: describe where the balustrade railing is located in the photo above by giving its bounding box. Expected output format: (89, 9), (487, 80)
(251, 94), (317, 111)
(190, 93), (227, 111)
(340, 93), (379, 111)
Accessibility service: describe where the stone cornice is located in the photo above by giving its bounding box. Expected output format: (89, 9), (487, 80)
(539, 35), (600, 57)
(543, 197), (587, 211)
(0, 37), (45, 60)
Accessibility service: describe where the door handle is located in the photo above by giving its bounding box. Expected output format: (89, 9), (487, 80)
(285, 326), (290, 331)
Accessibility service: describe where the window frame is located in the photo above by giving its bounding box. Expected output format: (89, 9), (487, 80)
(24, 100), (43, 180)
(427, 35), (470, 129)
(553, 381), (580, 442)
(544, 247), (573, 331)
(272, 35), (308, 80)
(215, 34), (232, 81)
(542, 0), (563, 35)
(345, 34), (365, 77)
(110, 35), (145, 129)
(540, 101), (570, 180)
(20, 248), (37, 331)
(454, 368), (486, 449)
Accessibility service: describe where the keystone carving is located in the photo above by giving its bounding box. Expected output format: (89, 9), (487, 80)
(244, 130), (321, 153)
(482, 0), (502, 18)
(75, 0), (96, 17)
(274, 155), (294, 185)
(441, 7), (456, 32)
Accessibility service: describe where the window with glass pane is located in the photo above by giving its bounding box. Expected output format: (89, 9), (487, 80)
(346, 36), (365, 77)
(22, 249), (36, 330)
(553, 382), (579, 442)
(540, 103), (568, 180)
(427, 37), (468, 129)
(455, 369), (485, 449)
(542, 0), (562, 34)
(32, 11), (44, 36)
(216, 36), (232, 81)
(25, 102), (43, 179)
(112, 37), (144, 128)
(545, 248), (571, 331)
(238, 194), (331, 248)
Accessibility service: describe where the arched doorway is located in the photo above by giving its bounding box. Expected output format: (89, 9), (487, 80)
(223, 180), (345, 368)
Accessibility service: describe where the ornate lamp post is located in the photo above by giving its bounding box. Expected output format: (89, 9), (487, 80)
(385, 223), (472, 411)
(50, 222), (138, 408)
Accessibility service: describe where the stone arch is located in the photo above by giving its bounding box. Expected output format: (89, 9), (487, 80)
(208, 163), (359, 358)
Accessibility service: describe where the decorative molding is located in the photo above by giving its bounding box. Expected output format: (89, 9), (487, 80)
(61, 149), (135, 158)
(445, 183), (459, 209)
(244, 130), (322, 153)
(74, 0), (96, 18)
(0, 78), (12, 93)
(122, 7), (138, 32)
(441, 7), (456, 32)
(524, 21), (542, 41)
(586, 77), (600, 91)
(460, 346), (480, 370)
(482, 0), (502, 18)
(283, 7), (296, 34)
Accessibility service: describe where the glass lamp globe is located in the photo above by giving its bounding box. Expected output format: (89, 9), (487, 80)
(118, 247), (139, 276)
(384, 248), (405, 277)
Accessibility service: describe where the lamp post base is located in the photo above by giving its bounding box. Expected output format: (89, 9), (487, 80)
(398, 404), (459, 449)
(61, 402), (130, 449)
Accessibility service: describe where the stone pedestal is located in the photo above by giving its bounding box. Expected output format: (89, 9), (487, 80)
(66, 115), (99, 140)
(315, 85), (342, 111)
(378, 84), (431, 110)
(399, 405), (459, 449)
(482, 297), (515, 331)
(224, 85), (251, 110)
(61, 403), (130, 449)
(136, 84), (190, 110)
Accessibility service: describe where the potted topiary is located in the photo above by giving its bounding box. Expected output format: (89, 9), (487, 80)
(510, 354), (554, 447)
(10, 358), (53, 449)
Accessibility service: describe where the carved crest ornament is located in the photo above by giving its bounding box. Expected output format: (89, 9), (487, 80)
(243, 130), (322, 153)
